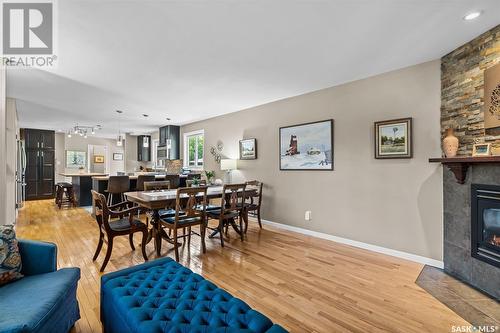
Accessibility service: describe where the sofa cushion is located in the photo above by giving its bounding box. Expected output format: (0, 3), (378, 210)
(0, 267), (80, 333)
(0, 225), (23, 286)
(101, 257), (287, 333)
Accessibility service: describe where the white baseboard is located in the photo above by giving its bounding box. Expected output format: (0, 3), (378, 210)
(261, 219), (444, 269)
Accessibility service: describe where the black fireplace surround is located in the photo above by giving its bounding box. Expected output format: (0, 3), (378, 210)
(471, 184), (500, 269)
(443, 164), (500, 299)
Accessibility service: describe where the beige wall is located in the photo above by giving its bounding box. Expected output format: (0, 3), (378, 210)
(55, 133), (125, 182)
(182, 60), (443, 260)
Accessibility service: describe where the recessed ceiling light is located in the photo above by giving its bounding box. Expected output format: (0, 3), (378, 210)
(464, 11), (482, 21)
(142, 114), (149, 117)
(166, 117), (171, 121)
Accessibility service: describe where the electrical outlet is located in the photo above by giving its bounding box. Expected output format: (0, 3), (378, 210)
(305, 211), (312, 221)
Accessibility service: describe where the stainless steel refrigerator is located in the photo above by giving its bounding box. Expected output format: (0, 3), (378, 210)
(16, 139), (26, 209)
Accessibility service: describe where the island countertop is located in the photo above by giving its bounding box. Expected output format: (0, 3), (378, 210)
(59, 172), (108, 177)
(92, 174), (167, 181)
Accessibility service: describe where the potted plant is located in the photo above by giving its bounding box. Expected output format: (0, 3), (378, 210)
(78, 166), (85, 174)
(205, 170), (215, 185)
(192, 176), (201, 187)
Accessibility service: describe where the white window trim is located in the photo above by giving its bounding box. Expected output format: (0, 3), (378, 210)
(183, 129), (204, 170)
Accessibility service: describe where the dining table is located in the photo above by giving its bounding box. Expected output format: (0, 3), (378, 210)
(124, 186), (257, 256)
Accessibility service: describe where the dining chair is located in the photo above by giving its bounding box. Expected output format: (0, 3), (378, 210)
(164, 174), (180, 189)
(206, 183), (247, 247)
(106, 175), (130, 205)
(91, 190), (148, 272)
(158, 186), (208, 261)
(244, 180), (264, 232)
(136, 175), (156, 191)
(144, 181), (171, 191)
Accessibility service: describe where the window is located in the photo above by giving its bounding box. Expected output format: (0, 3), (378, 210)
(184, 130), (204, 169)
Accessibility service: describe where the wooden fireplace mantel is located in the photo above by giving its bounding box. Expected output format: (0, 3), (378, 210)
(429, 156), (500, 184)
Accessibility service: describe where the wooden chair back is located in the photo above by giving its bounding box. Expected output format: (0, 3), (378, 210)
(220, 183), (247, 217)
(107, 176), (130, 194)
(245, 180), (263, 207)
(144, 181), (171, 191)
(92, 190), (113, 234)
(136, 175), (156, 191)
(173, 186), (208, 227)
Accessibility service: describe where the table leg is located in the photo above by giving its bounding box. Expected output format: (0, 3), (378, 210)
(149, 210), (162, 256)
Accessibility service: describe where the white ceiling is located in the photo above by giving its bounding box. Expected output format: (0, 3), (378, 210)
(7, 0), (500, 138)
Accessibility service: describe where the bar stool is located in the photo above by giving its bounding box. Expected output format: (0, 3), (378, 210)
(55, 182), (77, 209)
(136, 175), (156, 191)
(106, 176), (130, 206)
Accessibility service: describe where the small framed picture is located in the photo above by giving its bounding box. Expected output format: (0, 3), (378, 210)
(113, 153), (123, 161)
(239, 138), (257, 160)
(374, 118), (413, 159)
(472, 143), (491, 157)
(93, 155), (104, 163)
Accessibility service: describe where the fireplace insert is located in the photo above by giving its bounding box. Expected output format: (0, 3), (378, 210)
(471, 184), (500, 268)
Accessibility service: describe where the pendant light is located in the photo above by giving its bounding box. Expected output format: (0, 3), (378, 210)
(116, 110), (123, 146)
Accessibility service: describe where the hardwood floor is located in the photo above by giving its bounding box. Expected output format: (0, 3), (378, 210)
(16, 200), (469, 332)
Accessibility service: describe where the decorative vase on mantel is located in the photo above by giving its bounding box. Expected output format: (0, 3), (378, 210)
(443, 128), (459, 157)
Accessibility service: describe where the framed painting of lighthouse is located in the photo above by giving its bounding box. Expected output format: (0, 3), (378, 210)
(374, 117), (413, 159)
(279, 119), (334, 170)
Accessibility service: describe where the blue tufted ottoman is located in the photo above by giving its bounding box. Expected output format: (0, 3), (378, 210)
(101, 257), (287, 333)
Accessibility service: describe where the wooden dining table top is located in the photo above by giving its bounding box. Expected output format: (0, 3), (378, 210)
(124, 186), (256, 210)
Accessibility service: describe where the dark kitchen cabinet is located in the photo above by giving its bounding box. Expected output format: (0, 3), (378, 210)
(25, 128), (55, 150)
(137, 135), (151, 161)
(158, 125), (180, 160)
(22, 129), (55, 200)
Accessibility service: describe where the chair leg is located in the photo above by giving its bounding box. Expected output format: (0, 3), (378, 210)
(100, 237), (113, 272)
(140, 230), (148, 261)
(200, 224), (206, 253)
(93, 231), (104, 261)
(129, 233), (135, 251)
(257, 208), (262, 229)
(239, 216), (244, 241)
(57, 188), (63, 209)
(155, 226), (162, 257)
(173, 228), (179, 262)
(187, 226), (191, 247)
(219, 219), (225, 247)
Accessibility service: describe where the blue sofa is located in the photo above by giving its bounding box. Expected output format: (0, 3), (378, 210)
(0, 239), (81, 333)
(101, 257), (287, 333)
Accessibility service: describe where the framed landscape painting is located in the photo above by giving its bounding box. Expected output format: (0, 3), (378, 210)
(66, 150), (87, 168)
(374, 118), (413, 159)
(239, 138), (257, 160)
(279, 119), (334, 171)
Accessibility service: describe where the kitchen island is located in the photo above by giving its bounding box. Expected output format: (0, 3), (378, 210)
(59, 172), (108, 206)
(92, 174), (167, 196)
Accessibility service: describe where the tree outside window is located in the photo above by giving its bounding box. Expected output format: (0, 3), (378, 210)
(187, 133), (204, 167)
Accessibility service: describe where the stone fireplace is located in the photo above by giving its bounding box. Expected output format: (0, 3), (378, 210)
(443, 164), (500, 299)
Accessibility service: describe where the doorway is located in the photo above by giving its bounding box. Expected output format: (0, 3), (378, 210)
(88, 144), (108, 174)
